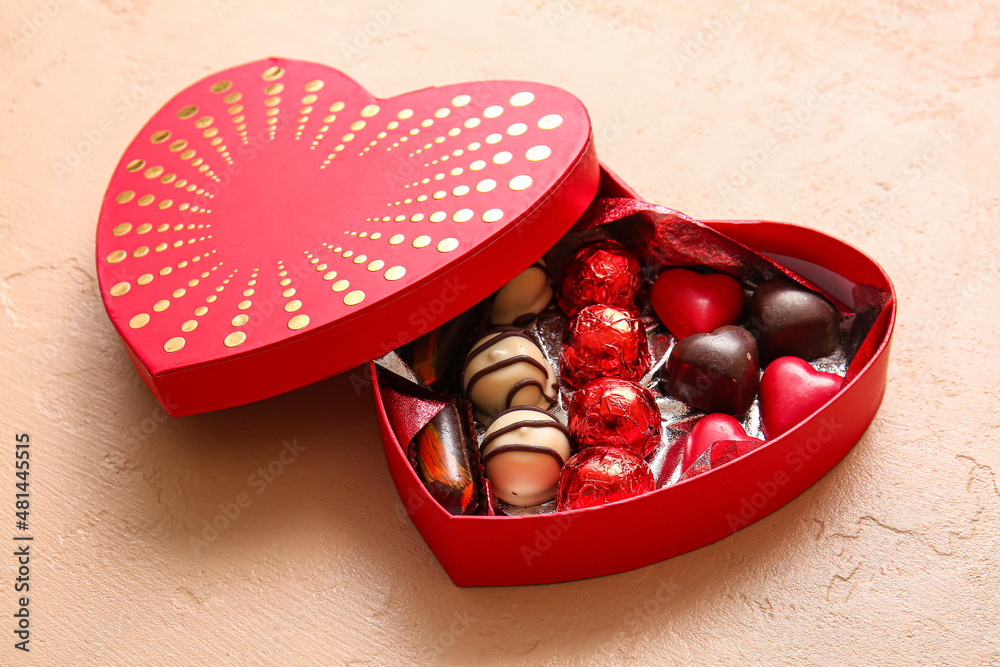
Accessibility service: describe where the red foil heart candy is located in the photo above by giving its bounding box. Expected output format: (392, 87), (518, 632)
(683, 413), (764, 471)
(568, 378), (661, 460)
(561, 305), (651, 388)
(759, 356), (842, 438)
(556, 446), (655, 511)
(557, 240), (643, 318)
(650, 268), (744, 339)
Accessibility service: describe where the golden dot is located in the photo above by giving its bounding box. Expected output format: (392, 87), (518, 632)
(397, 108), (413, 119)
(129, 313), (150, 328)
(300, 94), (317, 106)
(168, 139), (188, 152)
(526, 145), (552, 161)
(412, 235), (431, 248)
(232, 314), (248, 326)
(538, 114), (563, 129)
(280, 279), (291, 286)
(282, 288), (296, 298)
(342, 251), (353, 259)
(433, 190), (446, 200)
(451, 94), (471, 107)
(464, 118), (481, 130)
(323, 270), (337, 280)
(421, 119), (434, 128)
(223, 331), (246, 348)
(210, 80), (232, 93)
(483, 208), (504, 223)
(485, 133), (503, 145)
(262, 66), (284, 81)
(476, 179), (497, 193)
(510, 92), (535, 106)
(177, 105), (198, 119)
(315, 263), (328, 271)
(453, 209), (473, 223)
(353, 254), (367, 264)
(341, 132), (355, 142)
(470, 160), (486, 171)
(484, 105), (503, 118)
(181, 148), (197, 158)
(195, 306), (208, 316)
(238, 300), (252, 310)
(137, 273), (153, 285)
(332, 280), (349, 292)
(106, 250), (127, 264)
(361, 104), (380, 117)
(150, 130), (170, 143)
(243, 288), (254, 297)
(434, 107), (451, 119)
(110, 282), (130, 297)
(350, 120), (366, 131)
(509, 175), (533, 191)
(153, 299), (170, 312)
(429, 211), (446, 223)
(154, 243), (168, 252)
(394, 214), (406, 222)
(507, 122), (527, 136)
(389, 234), (405, 245)
(304, 79), (324, 93)
(468, 142), (482, 151)
(137, 194), (155, 207)
(288, 314), (310, 330)
(112, 223), (132, 236)
(437, 238), (459, 253)
(384, 266), (406, 281)
(284, 300), (302, 312)
(223, 92), (242, 104)
(367, 259), (384, 271)
(229, 104), (245, 115)
(134, 223), (150, 235)
(126, 159), (145, 172)
(170, 288), (185, 298)
(450, 167), (464, 176)
(116, 190), (135, 204)
(409, 214), (424, 222)
(493, 151), (512, 165)
(195, 116), (214, 129)
(265, 83), (284, 95)
(189, 279), (200, 287)
(181, 319), (198, 332)
(163, 337), (185, 353)
(344, 290), (365, 306)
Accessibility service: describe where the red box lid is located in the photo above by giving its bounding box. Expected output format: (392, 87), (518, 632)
(95, 58), (601, 416)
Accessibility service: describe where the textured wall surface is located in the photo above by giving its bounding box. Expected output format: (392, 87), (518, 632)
(1, 1), (998, 665)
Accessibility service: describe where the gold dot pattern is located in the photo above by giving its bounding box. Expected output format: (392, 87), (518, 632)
(101, 64), (580, 368)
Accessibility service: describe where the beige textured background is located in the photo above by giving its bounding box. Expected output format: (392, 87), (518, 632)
(2, 0), (998, 664)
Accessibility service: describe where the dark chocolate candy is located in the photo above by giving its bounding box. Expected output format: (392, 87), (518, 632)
(663, 325), (760, 415)
(408, 301), (487, 391)
(749, 279), (839, 363)
(411, 400), (480, 516)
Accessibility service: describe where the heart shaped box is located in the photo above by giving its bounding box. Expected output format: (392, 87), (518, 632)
(96, 59), (896, 587)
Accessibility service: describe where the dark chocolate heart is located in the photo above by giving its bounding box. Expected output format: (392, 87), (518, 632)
(749, 279), (839, 363)
(663, 325), (759, 415)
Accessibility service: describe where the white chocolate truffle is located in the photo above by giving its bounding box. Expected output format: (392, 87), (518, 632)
(462, 332), (558, 425)
(481, 407), (572, 507)
(490, 259), (553, 326)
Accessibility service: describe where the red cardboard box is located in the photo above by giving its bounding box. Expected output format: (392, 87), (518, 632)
(96, 58), (896, 587)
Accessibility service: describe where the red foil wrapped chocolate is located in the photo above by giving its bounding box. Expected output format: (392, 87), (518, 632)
(557, 240), (643, 318)
(568, 378), (661, 460)
(561, 305), (651, 388)
(556, 446), (655, 511)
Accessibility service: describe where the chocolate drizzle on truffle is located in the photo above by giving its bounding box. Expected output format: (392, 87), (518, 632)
(462, 331), (558, 423)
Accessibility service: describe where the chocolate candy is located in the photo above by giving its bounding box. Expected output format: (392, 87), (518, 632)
(561, 305), (651, 388)
(411, 401), (479, 515)
(650, 268), (744, 339)
(481, 407), (572, 507)
(557, 240), (643, 318)
(683, 413), (763, 471)
(663, 325), (759, 415)
(462, 331), (557, 425)
(568, 378), (661, 460)
(409, 301), (487, 391)
(759, 356), (841, 438)
(750, 279), (839, 363)
(556, 446), (655, 511)
(490, 259), (553, 326)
